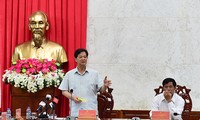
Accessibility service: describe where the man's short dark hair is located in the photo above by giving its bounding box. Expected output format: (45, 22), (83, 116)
(162, 78), (177, 87)
(74, 48), (88, 58)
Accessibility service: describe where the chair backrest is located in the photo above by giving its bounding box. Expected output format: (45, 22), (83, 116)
(175, 85), (192, 112)
(97, 87), (114, 118)
(154, 85), (192, 120)
(97, 94), (108, 118)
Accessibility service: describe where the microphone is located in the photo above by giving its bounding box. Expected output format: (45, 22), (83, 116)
(49, 102), (55, 119)
(49, 97), (59, 111)
(69, 89), (73, 116)
(66, 89), (75, 120)
(173, 113), (181, 116)
(70, 89), (73, 93)
(37, 94), (52, 118)
(49, 102), (54, 109)
(45, 94), (52, 102)
(44, 94), (52, 117)
(36, 101), (46, 112)
(49, 97), (59, 119)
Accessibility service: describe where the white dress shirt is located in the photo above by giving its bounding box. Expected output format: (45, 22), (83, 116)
(150, 93), (185, 120)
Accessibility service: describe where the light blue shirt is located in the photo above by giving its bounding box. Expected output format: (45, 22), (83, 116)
(59, 67), (103, 117)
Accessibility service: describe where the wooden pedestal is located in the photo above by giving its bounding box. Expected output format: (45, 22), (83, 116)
(11, 86), (61, 116)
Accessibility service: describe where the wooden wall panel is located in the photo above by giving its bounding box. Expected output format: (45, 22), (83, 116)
(11, 86), (61, 116)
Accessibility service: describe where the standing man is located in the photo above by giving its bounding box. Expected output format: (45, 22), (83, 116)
(59, 48), (112, 117)
(150, 78), (185, 120)
(12, 11), (67, 64)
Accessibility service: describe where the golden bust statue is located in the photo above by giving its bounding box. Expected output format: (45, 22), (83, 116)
(12, 11), (67, 63)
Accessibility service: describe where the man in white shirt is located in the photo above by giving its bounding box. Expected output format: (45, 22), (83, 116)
(150, 78), (185, 120)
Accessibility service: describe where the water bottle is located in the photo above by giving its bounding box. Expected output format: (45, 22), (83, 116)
(6, 108), (12, 120)
(26, 106), (32, 119)
(132, 117), (141, 120)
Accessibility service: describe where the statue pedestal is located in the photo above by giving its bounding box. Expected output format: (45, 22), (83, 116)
(11, 86), (61, 116)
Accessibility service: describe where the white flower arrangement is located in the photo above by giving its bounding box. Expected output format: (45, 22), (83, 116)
(2, 59), (64, 93)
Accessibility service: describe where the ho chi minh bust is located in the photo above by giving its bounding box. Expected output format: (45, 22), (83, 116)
(12, 11), (67, 64)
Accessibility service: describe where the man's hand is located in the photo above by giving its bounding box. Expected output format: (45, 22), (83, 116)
(104, 76), (112, 87)
(72, 95), (82, 103)
(164, 90), (172, 102)
(100, 76), (112, 92)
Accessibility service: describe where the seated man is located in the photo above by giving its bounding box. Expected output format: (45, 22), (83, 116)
(150, 78), (185, 120)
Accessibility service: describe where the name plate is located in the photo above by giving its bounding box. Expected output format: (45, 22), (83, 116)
(16, 108), (22, 119)
(77, 110), (96, 120)
(1, 112), (7, 120)
(152, 111), (170, 120)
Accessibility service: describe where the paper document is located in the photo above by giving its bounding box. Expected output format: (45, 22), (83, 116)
(78, 97), (87, 102)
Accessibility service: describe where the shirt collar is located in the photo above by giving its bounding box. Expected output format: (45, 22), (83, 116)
(74, 67), (88, 75)
(31, 39), (48, 49)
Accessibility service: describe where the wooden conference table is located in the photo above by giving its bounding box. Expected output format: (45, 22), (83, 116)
(55, 118), (149, 120)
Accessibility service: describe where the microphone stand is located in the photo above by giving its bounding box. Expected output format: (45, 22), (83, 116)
(53, 108), (55, 120)
(49, 97), (59, 120)
(45, 103), (48, 117)
(49, 104), (55, 120)
(36, 101), (48, 119)
(66, 89), (75, 120)
(39, 101), (49, 118)
(38, 111), (48, 119)
(41, 100), (49, 119)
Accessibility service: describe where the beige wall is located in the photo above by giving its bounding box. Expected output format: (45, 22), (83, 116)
(87, 0), (200, 110)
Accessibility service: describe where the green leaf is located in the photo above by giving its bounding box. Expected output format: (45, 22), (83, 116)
(55, 62), (60, 66)
(22, 68), (26, 73)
